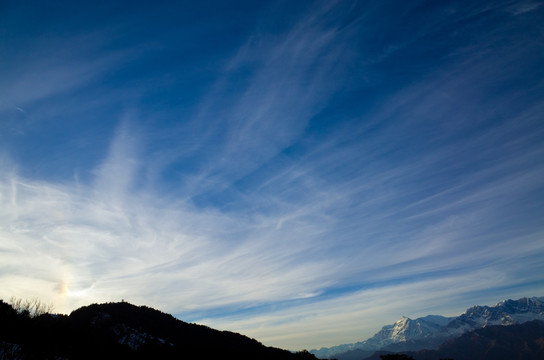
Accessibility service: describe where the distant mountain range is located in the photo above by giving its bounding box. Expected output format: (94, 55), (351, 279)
(0, 300), (317, 360)
(2, 296), (542, 360)
(366, 320), (544, 360)
(311, 296), (544, 360)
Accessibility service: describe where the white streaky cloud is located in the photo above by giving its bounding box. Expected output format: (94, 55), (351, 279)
(144, 3), (355, 200)
(0, 156), (339, 314)
(0, 9), (156, 113)
(0, 52), (130, 114)
(1, 0), (543, 352)
(93, 117), (143, 204)
(3, 127), (541, 347)
(507, 1), (542, 15)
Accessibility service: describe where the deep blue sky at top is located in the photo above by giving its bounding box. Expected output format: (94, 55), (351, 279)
(6, 0), (540, 195)
(1, 0), (544, 350)
(2, 0), (261, 179)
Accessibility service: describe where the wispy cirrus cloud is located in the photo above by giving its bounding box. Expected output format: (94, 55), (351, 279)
(1, 0), (543, 352)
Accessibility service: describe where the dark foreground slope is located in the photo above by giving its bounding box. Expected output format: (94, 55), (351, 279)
(416, 320), (544, 360)
(0, 300), (317, 360)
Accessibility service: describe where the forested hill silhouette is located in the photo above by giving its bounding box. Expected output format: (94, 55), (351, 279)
(0, 299), (318, 360)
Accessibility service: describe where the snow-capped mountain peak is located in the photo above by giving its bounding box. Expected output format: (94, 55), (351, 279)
(452, 296), (544, 329)
(364, 314), (452, 347)
(310, 296), (544, 359)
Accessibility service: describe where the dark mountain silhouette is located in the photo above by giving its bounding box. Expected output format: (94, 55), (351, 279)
(362, 320), (544, 360)
(0, 300), (318, 360)
(415, 320), (544, 360)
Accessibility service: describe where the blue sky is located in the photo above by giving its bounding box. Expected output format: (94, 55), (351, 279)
(1, 0), (544, 350)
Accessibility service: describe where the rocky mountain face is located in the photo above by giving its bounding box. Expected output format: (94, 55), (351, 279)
(447, 297), (544, 331)
(364, 315), (453, 348)
(311, 296), (544, 359)
(313, 316), (456, 359)
(0, 300), (317, 360)
(363, 320), (544, 360)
